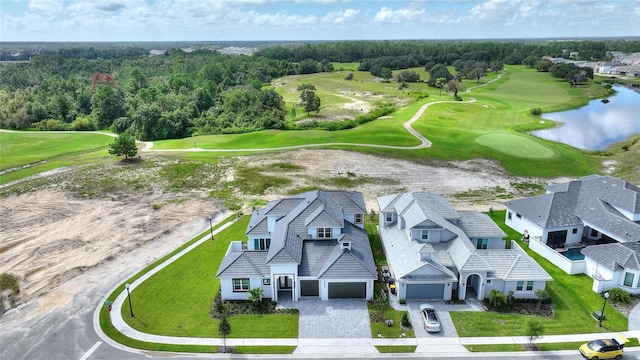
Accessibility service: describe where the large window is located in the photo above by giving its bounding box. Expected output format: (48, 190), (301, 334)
(254, 238), (271, 250)
(318, 227), (332, 239)
(354, 214), (363, 224)
(421, 230), (429, 240)
(526, 281), (534, 291)
(233, 278), (249, 292)
(624, 272), (634, 287)
(516, 281), (524, 291)
(508, 212), (512, 220)
(385, 213), (392, 222)
(476, 238), (488, 249)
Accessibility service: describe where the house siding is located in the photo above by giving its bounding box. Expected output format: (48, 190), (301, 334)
(220, 277), (270, 300)
(504, 209), (544, 238)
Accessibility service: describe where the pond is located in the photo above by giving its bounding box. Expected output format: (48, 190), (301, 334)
(531, 85), (640, 151)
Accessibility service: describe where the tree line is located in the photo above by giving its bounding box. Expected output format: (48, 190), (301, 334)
(2, 39), (636, 141)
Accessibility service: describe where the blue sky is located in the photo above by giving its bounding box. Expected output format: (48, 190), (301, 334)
(1, 0), (638, 42)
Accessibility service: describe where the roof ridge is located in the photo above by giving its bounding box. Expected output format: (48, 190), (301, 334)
(503, 254), (521, 279)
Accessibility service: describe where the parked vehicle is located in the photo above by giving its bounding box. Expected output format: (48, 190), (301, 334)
(579, 336), (626, 360)
(388, 279), (396, 295)
(419, 303), (441, 333)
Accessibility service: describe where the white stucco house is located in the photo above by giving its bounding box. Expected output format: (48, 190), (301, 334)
(503, 175), (640, 293)
(377, 192), (552, 301)
(216, 190), (377, 302)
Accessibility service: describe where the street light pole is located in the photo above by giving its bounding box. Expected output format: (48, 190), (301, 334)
(125, 283), (134, 318)
(208, 215), (214, 241)
(599, 291), (609, 327)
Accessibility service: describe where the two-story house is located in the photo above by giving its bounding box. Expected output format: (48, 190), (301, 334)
(377, 192), (552, 301)
(216, 190), (377, 301)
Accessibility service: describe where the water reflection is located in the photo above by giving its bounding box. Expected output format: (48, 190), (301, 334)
(531, 86), (640, 150)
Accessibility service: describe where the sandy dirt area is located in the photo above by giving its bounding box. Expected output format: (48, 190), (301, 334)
(0, 190), (219, 307)
(0, 149), (568, 310)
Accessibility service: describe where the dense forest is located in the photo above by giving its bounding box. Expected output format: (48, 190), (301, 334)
(1, 39), (638, 140)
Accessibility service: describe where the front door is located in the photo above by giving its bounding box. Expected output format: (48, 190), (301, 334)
(279, 276), (292, 289)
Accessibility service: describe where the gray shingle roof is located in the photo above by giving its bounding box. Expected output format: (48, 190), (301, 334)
(216, 251), (270, 277)
(581, 242), (640, 271)
(505, 175), (640, 242)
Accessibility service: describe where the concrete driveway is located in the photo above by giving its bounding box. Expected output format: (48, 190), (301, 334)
(407, 301), (459, 338)
(277, 298), (371, 338)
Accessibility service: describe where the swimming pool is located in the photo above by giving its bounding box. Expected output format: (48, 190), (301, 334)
(560, 247), (585, 261)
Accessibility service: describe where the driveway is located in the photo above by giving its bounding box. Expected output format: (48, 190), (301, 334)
(277, 299), (371, 338)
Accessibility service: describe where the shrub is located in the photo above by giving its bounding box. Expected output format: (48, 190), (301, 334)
(454, 95), (463, 101)
(399, 298), (406, 305)
(608, 288), (631, 305)
(530, 107), (542, 115)
(401, 312), (411, 328)
(31, 119), (69, 131)
(0, 273), (20, 293)
(69, 116), (96, 131)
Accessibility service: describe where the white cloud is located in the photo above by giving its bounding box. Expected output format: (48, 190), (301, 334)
(373, 6), (427, 23)
(28, 0), (65, 13)
(322, 8), (359, 23)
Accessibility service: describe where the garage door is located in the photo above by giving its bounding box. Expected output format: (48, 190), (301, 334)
(406, 284), (444, 299)
(328, 282), (366, 299)
(300, 280), (319, 297)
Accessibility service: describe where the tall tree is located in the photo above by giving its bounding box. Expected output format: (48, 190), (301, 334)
(108, 133), (137, 160)
(91, 86), (125, 129)
(298, 84), (321, 115)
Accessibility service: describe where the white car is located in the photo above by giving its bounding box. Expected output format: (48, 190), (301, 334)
(419, 303), (441, 333)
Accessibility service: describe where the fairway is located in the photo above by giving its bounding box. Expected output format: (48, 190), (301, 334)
(474, 134), (558, 159)
(0, 131), (114, 171)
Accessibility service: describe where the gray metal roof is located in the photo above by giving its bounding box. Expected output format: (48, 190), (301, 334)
(581, 242), (640, 271)
(458, 211), (508, 238)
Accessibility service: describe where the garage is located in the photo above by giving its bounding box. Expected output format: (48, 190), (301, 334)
(300, 280), (319, 297)
(328, 282), (366, 299)
(406, 284), (444, 299)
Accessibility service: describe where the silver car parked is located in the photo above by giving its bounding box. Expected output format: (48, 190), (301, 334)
(420, 303), (441, 333)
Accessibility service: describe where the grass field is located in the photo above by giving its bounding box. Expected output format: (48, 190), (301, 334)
(0, 131), (114, 184)
(3, 66), (637, 182)
(152, 65), (627, 178)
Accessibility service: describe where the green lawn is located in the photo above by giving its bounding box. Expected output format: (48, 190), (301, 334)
(450, 210), (628, 337)
(0, 131), (115, 184)
(121, 216), (299, 338)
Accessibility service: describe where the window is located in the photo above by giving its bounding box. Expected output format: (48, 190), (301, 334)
(421, 230), (429, 240)
(263, 278), (270, 286)
(526, 281), (534, 291)
(476, 238), (488, 249)
(508, 212), (512, 220)
(354, 213), (363, 224)
(385, 213), (392, 222)
(590, 228), (599, 237)
(486, 279), (492, 284)
(342, 242), (350, 247)
(233, 278), (249, 292)
(624, 272), (634, 287)
(254, 238), (271, 250)
(516, 281), (524, 291)
(516, 213), (522, 219)
(318, 227), (332, 238)
(572, 228), (578, 234)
